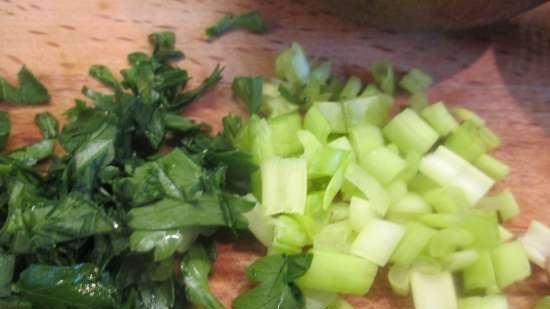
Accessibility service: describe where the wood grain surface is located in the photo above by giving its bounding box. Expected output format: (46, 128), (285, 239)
(1, 0), (550, 307)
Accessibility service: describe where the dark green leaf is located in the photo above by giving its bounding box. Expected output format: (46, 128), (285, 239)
(0, 112), (10, 149)
(16, 264), (118, 309)
(181, 243), (225, 309)
(164, 113), (205, 133)
(130, 228), (199, 261)
(89, 65), (122, 92)
(206, 11), (267, 39)
(232, 76), (263, 114)
(171, 65), (224, 110)
(0, 66), (50, 105)
(0, 297), (32, 309)
(8, 139), (54, 167)
(148, 32), (184, 62)
(34, 111), (59, 139)
(0, 253), (15, 297)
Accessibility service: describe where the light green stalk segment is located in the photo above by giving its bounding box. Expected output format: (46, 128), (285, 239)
(359, 146), (406, 185)
(383, 108), (439, 155)
(345, 163), (391, 216)
(387, 193), (432, 223)
(474, 154), (510, 181)
(400, 68), (433, 93)
(445, 120), (489, 161)
(349, 124), (384, 160)
(370, 60), (395, 95)
(424, 186), (471, 213)
(411, 271), (458, 309)
(298, 130), (322, 161)
(268, 111), (303, 157)
(313, 220), (354, 253)
(308, 147), (349, 179)
(492, 241), (531, 289)
(304, 104), (332, 143)
(275, 42), (310, 86)
(458, 295), (508, 309)
(419, 213), (463, 229)
(462, 210), (500, 249)
(463, 250), (500, 294)
(360, 84), (382, 97)
(316, 102), (347, 133)
(442, 250), (479, 272)
(261, 157), (307, 215)
(327, 298), (356, 309)
(271, 215), (310, 254)
(408, 92), (429, 112)
(296, 250), (378, 295)
(243, 203), (274, 247)
(349, 197), (377, 232)
(391, 222), (436, 265)
(429, 228), (474, 258)
(421, 102), (459, 136)
(323, 156), (351, 210)
(498, 225), (514, 243)
(350, 219), (405, 266)
(247, 115), (274, 163)
(310, 62), (332, 85)
(303, 289), (338, 309)
(452, 107), (485, 126)
(408, 173), (439, 194)
(386, 180), (408, 203)
(339, 76), (363, 100)
(388, 263), (411, 296)
(342, 95), (393, 128)
(519, 220), (550, 268)
(329, 202), (350, 222)
(534, 297), (550, 309)
(477, 189), (519, 221)
(328, 136), (353, 151)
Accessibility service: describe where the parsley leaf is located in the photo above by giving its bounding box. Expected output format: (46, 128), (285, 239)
(34, 112), (59, 139)
(206, 11), (267, 39)
(0, 112), (10, 149)
(0, 66), (50, 105)
(232, 76), (263, 114)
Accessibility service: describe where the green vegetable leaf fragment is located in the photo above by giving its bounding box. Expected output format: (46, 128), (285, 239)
(171, 65), (224, 110)
(206, 11), (267, 39)
(34, 112), (59, 139)
(0, 253), (15, 297)
(16, 264), (118, 309)
(0, 111), (10, 149)
(232, 76), (264, 114)
(0, 66), (50, 105)
(8, 139), (54, 167)
(233, 254), (312, 309)
(89, 65), (123, 92)
(181, 243), (226, 309)
(149, 31), (184, 62)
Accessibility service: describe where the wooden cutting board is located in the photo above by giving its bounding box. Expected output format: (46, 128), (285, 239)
(1, 0), (550, 307)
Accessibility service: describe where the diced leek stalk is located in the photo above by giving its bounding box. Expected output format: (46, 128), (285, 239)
(421, 102), (459, 136)
(327, 298), (355, 309)
(442, 250), (479, 272)
(458, 295), (508, 309)
(419, 146), (494, 204)
(519, 220), (550, 268)
(408, 92), (429, 112)
(339, 76), (363, 100)
(345, 163), (391, 216)
(271, 215), (309, 254)
(452, 107), (486, 126)
(349, 197), (376, 232)
(342, 95), (392, 128)
(477, 189), (519, 222)
(314, 221), (353, 253)
(492, 241), (531, 288)
(328, 137), (352, 151)
(243, 203), (274, 247)
(475, 154), (510, 181)
(383, 108), (439, 155)
(351, 219), (405, 266)
(445, 121), (489, 161)
(424, 186), (471, 213)
(388, 264), (411, 296)
(400, 68), (433, 93)
(275, 43), (310, 86)
(429, 228), (474, 258)
(386, 180), (408, 203)
(387, 193), (432, 223)
(303, 289), (338, 309)
(498, 226), (514, 243)
(330, 202), (350, 222)
(535, 297), (550, 309)
(296, 250), (378, 295)
(315, 102), (347, 134)
(268, 111), (303, 157)
(261, 157), (307, 215)
(304, 104), (332, 142)
(411, 271), (458, 309)
(359, 146), (406, 184)
(370, 60), (395, 95)
(349, 124), (384, 160)
(463, 250), (499, 293)
(391, 222), (436, 265)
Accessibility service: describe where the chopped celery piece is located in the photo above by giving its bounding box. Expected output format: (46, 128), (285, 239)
(310, 62), (332, 85)
(474, 154), (509, 181)
(275, 43), (310, 86)
(323, 156), (350, 210)
(429, 228), (474, 258)
(303, 289), (337, 309)
(419, 146), (494, 204)
(330, 202), (350, 222)
(421, 102), (458, 136)
(463, 250), (499, 293)
(327, 77), (345, 100)
(360, 84), (382, 97)
(397, 150), (422, 182)
(304, 104), (332, 142)
(316, 102), (346, 133)
(349, 197), (376, 232)
(339, 76), (363, 100)
(412, 256), (443, 274)
(498, 226), (514, 243)
(359, 146), (406, 185)
(492, 241), (531, 288)
(387, 193), (432, 223)
(243, 203), (274, 247)
(271, 215), (309, 254)
(248, 115), (274, 162)
(519, 220), (550, 268)
(478, 126), (501, 150)
(296, 250), (378, 295)
(535, 297), (550, 309)
(388, 264), (411, 296)
(383, 108), (439, 155)
(391, 222), (436, 265)
(349, 124), (384, 160)
(419, 213), (463, 229)
(411, 271), (458, 309)
(345, 163), (390, 216)
(408, 92), (429, 112)
(351, 219), (405, 266)
(262, 95), (298, 117)
(462, 210), (500, 249)
(268, 111), (303, 157)
(386, 180), (408, 203)
(424, 186), (471, 213)
(400, 68), (433, 94)
(261, 157), (307, 215)
(442, 250), (479, 272)
(370, 60), (395, 95)
(452, 107), (485, 126)
(328, 136), (352, 151)
(298, 130), (322, 160)
(408, 173), (439, 194)
(340, 179), (365, 202)
(342, 95), (392, 128)
(445, 121), (489, 161)
(458, 295), (508, 309)
(327, 298), (355, 309)
(305, 191), (330, 225)
(314, 221), (353, 253)
(308, 147), (349, 178)
(477, 189), (519, 221)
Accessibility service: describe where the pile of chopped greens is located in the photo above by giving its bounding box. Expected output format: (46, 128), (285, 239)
(0, 32), (257, 309)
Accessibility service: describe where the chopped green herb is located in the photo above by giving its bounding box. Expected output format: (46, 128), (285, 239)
(0, 66), (50, 105)
(206, 11), (267, 39)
